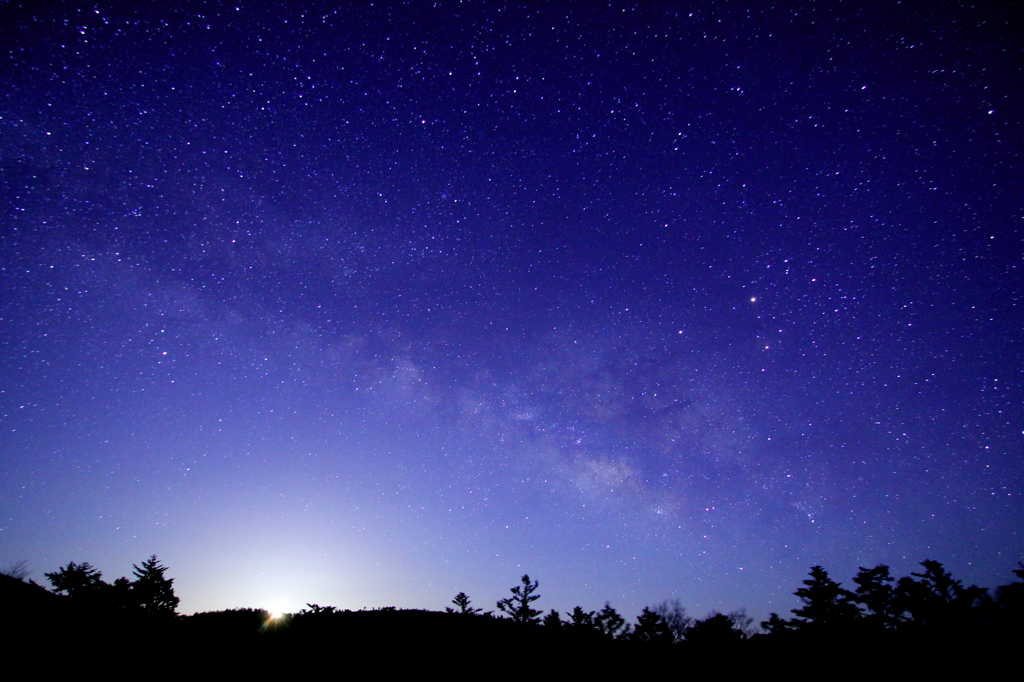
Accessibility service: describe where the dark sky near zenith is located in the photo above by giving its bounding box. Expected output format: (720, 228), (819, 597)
(1, 1), (1021, 620)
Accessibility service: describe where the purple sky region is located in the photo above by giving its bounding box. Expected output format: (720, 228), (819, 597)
(1, 1), (1021, 621)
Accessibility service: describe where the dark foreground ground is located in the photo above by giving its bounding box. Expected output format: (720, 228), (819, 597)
(0, 574), (1009, 678)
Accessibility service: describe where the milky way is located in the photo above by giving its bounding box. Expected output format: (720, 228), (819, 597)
(1, 1), (1020, 619)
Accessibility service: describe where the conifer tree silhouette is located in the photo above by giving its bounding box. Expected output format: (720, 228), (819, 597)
(791, 565), (859, 629)
(496, 575), (541, 623)
(131, 555), (179, 616)
(542, 608), (563, 629)
(852, 564), (901, 630)
(595, 603), (629, 639)
(896, 559), (984, 631)
(45, 561), (106, 598)
(632, 607), (673, 643)
(447, 591), (482, 614)
(567, 605), (598, 632)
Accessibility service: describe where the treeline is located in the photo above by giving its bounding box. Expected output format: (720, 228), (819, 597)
(437, 575), (753, 645)
(9, 555), (1024, 639)
(761, 560), (1024, 639)
(3, 556), (1022, 671)
(438, 560), (1024, 645)
(39, 555), (179, 617)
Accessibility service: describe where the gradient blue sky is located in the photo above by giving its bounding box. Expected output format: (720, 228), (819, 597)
(1, 1), (1020, 621)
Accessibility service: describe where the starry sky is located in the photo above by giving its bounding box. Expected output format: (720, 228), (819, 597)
(1, 1), (1021, 620)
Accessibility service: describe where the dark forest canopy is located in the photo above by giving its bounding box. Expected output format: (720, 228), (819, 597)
(4, 558), (1023, 661)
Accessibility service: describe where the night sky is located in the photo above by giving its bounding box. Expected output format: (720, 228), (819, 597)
(2, 1), (1021, 621)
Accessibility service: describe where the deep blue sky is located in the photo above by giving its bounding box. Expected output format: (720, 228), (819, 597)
(1, 1), (1020, 621)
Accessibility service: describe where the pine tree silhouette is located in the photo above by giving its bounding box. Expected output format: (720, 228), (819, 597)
(496, 575), (542, 624)
(567, 605), (598, 633)
(131, 555), (179, 616)
(852, 565), (901, 630)
(447, 591), (482, 615)
(791, 565), (859, 629)
(632, 607), (673, 643)
(542, 608), (563, 629)
(896, 559), (985, 631)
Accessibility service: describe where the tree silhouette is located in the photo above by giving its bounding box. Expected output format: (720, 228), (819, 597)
(131, 555), (179, 616)
(45, 561), (107, 598)
(760, 611), (798, 634)
(651, 599), (691, 643)
(791, 565), (859, 629)
(992, 562), (1024, 634)
(567, 605), (598, 633)
(301, 603), (338, 615)
(631, 607), (673, 643)
(542, 609), (563, 629)
(909, 560), (963, 601)
(727, 608), (755, 638)
(446, 591), (482, 615)
(496, 574), (542, 624)
(852, 564), (901, 630)
(685, 612), (745, 645)
(595, 602), (630, 639)
(896, 559), (984, 631)
(110, 576), (135, 611)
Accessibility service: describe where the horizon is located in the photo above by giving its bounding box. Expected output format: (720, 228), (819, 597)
(16, 555), (1023, 624)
